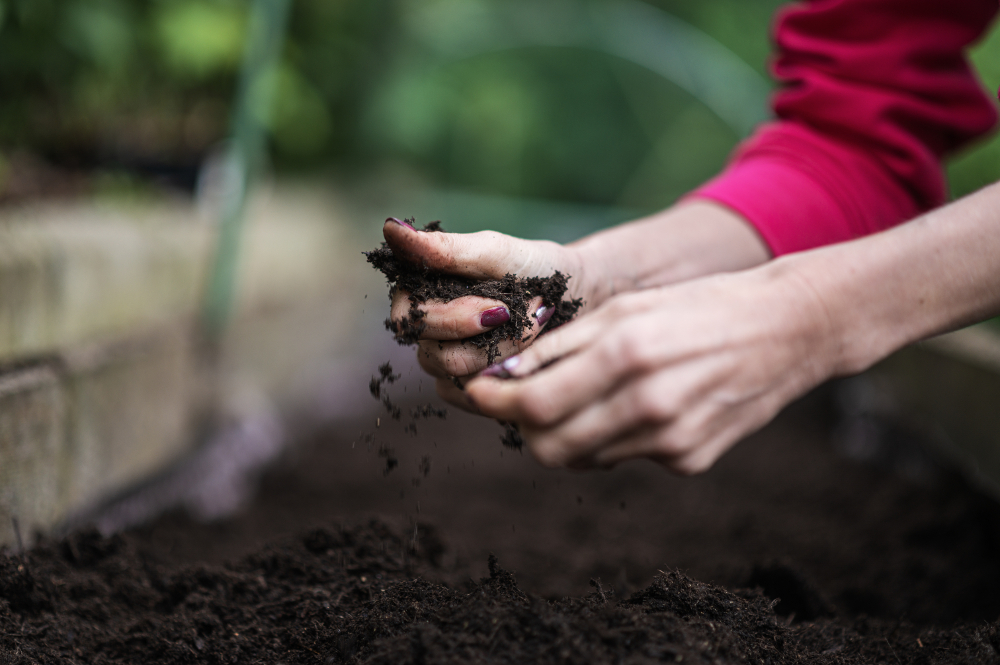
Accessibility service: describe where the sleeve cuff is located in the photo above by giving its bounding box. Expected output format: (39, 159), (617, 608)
(688, 122), (924, 256)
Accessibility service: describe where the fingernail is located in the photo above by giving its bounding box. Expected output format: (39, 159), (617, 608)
(480, 364), (510, 379)
(480, 355), (521, 379)
(480, 306), (510, 328)
(386, 217), (416, 231)
(534, 305), (554, 327)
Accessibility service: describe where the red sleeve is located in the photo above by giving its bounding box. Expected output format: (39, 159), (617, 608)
(689, 0), (999, 256)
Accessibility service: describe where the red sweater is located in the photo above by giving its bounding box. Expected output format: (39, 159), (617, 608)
(691, 0), (999, 256)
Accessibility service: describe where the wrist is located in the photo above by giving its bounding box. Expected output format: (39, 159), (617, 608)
(569, 201), (771, 307)
(565, 239), (615, 309)
(756, 257), (851, 385)
(763, 248), (907, 380)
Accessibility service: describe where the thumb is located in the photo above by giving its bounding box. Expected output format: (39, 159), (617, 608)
(383, 218), (562, 280)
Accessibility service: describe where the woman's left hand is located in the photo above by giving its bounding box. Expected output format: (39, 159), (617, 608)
(456, 266), (837, 474)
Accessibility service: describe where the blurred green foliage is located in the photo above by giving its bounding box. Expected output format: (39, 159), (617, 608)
(948, 24), (1000, 200)
(1, 0), (998, 212)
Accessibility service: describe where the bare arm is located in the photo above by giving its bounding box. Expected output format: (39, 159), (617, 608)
(570, 201), (771, 304)
(788, 181), (1000, 377)
(464, 183), (1000, 473)
(382, 202), (769, 381)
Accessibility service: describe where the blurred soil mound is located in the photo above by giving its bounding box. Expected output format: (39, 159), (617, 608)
(1, 389), (999, 663)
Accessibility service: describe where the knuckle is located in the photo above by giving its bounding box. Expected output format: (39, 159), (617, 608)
(529, 441), (566, 468)
(416, 346), (448, 378)
(668, 454), (713, 477)
(632, 388), (671, 424)
(601, 330), (652, 375)
(602, 297), (632, 320)
(621, 339), (654, 374)
(476, 230), (504, 245)
(516, 388), (558, 427)
(390, 299), (416, 324)
(439, 314), (467, 338)
(653, 427), (695, 458)
(442, 349), (484, 377)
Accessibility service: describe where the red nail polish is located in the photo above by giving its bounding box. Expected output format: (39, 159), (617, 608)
(480, 306), (510, 328)
(535, 305), (554, 326)
(386, 217), (416, 231)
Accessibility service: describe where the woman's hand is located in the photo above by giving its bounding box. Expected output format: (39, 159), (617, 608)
(380, 202), (770, 414)
(382, 218), (590, 388)
(460, 266), (836, 474)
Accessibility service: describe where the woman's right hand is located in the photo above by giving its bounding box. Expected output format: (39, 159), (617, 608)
(381, 202), (771, 412)
(382, 218), (590, 407)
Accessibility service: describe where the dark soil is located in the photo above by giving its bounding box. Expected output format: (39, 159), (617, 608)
(2, 383), (1000, 663)
(365, 219), (582, 365)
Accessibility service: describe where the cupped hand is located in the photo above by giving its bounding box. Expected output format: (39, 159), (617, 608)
(459, 266), (836, 474)
(381, 218), (590, 400)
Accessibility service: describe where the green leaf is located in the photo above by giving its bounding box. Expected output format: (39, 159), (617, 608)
(155, 1), (247, 79)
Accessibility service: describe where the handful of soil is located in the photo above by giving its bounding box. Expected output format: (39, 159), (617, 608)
(365, 219), (582, 365)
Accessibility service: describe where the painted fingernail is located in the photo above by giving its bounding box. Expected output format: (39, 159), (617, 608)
(501, 355), (521, 372)
(386, 217), (416, 231)
(480, 364), (510, 379)
(479, 355), (521, 379)
(534, 305), (554, 327)
(480, 306), (510, 328)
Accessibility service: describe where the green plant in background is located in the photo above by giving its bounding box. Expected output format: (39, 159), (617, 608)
(154, 0), (246, 80)
(0, 0), (779, 203)
(948, 24), (1000, 201)
(362, 0), (777, 227)
(0, 0), (361, 172)
(1, 0), (998, 219)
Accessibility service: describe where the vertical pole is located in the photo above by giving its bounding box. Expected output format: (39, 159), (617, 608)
(202, 0), (292, 343)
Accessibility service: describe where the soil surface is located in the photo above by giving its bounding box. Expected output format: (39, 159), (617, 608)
(2, 383), (1000, 664)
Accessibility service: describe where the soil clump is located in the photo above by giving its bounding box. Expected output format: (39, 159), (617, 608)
(365, 219), (582, 365)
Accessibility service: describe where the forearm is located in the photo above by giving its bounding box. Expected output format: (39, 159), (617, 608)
(778, 182), (1000, 377)
(569, 201), (771, 306)
(688, 0), (997, 259)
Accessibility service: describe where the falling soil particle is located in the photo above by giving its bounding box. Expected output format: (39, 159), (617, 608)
(378, 445), (398, 475)
(366, 362), (447, 473)
(499, 421), (524, 451)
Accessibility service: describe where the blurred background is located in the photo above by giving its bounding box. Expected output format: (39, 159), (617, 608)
(2, 0), (1000, 545)
(2, 0), (997, 237)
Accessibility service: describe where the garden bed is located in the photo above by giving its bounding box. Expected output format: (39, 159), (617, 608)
(1, 386), (999, 663)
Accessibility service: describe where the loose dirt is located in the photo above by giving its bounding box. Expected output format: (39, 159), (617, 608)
(2, 386), (999, 663)
(365, 220), (582, 365)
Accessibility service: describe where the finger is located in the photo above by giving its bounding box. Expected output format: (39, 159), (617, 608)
(416, 297), (549, 377)
(435, 377), (479, 414)
(587, 423), (700, 471)
(465, 336), (629, 427)
(383, 219), (563, 280)
(393, 295), (511, 341)
(472, 305), (606, 382)
(416, 337), (529, 378)
(475, 288), (669, 379)
(667, 429), (745, 475)
(521, 366), (702, 467)
(587, 397), (748, 473)
(665, 395), (788, 475)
